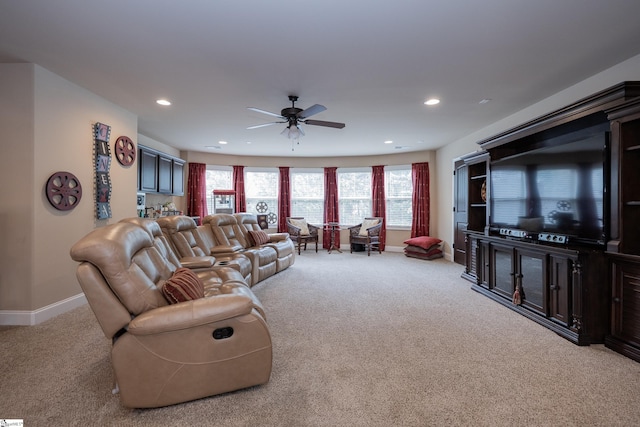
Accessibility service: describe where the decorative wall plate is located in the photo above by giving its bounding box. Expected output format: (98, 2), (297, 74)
(46, 171), (82, 211)
(481, 180), (487, 202)
(114, 136), (136, 166)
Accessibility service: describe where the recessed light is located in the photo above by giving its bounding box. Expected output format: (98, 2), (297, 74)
(156, 99), (171, 106)
(384, 140), (393, 144)
(218, 140), (228, 145)
(479, 98), (491, 104)
(424, 98), (440, 106)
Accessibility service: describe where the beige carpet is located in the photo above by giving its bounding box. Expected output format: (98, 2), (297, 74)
(1, 251), (639, 426)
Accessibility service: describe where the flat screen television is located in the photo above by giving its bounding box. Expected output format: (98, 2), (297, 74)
(489, 126), (609, 247)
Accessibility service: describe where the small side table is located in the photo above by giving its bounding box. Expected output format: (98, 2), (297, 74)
(324, 222), (342, 254)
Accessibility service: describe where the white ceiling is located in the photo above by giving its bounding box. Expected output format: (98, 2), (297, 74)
(2, 0), (640, 158)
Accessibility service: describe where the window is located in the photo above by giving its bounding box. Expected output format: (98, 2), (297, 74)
(205, 167), (232, 213)
(291, 170), (324, 224)
(338, 169), (371, 226)
(245, 169), (279, 223)
(385, 167), (412, 227)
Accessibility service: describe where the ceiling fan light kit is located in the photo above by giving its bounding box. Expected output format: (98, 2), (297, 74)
(248, 95), (345, 143)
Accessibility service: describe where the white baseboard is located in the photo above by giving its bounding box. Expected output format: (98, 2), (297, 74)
(0, 293), (87, 326)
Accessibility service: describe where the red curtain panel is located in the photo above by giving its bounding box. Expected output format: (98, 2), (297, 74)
(187, 162), (208, 220)
(372, 165), (386, 250)
(323, 167), (339, 249)
(411, 162), (430, 238)
(278, 166), (291, 233)
(232, 165), (246, 213)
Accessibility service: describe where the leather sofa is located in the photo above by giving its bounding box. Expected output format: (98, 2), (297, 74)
(234, 213), (295, 272)
(70, 221), (272, 408)
(155, 215), (254, 285)
(203, 213), (295, 286)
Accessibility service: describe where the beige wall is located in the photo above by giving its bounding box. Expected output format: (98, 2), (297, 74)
(1, 64), (137, 316)
(0, 64), (35, 311)
(433, 52), (640, 260)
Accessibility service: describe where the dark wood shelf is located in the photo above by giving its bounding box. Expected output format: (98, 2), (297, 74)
(625, 144), (640, 151)
(470, 174), (487, 180)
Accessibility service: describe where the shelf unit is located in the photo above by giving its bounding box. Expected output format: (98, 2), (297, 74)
(604, 97), (640, 361)
(465, 152), (489, 233)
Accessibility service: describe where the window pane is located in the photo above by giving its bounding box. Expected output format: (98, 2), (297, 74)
(245, 171), (279, 224)
(385, 167), (412, 227)
(206, 168), (233, 213)
(338, 171), (371, 225)
(291, 171), (324, 224)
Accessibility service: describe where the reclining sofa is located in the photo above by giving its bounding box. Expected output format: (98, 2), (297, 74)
(70, 214), (295, 408)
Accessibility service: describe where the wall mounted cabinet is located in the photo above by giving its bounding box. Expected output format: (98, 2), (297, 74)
(138, 145), (185, 196)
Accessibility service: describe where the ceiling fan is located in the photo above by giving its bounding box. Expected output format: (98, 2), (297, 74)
(247, 95), (345, 140)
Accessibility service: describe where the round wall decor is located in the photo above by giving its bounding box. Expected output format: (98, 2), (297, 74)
(256, 201), (269, 213)
(114, 136), (136, 166)
(46, 171), (82, 211)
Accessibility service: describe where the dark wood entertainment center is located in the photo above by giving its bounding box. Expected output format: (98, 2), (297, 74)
(456, 82), (640, 362)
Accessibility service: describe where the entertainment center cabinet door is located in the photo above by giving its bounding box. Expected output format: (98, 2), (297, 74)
(490, 243), (514, 300)
(607, 256), (640, 362)
(515, 248), (546, 315)
(548, 253), (572, 326)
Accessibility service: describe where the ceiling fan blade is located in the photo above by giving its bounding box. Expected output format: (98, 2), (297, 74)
(304, 119), (345, 129)
(247, 107), (284, 119)
(247, 121), (285, 130)
(297, 104), (326, 119)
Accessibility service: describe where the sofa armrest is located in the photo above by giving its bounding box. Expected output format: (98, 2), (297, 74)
(127, 294), (254, 335)
(211, 244), (244, 254)
(268, 232), (290, 242)
(179, 256), (215, 269)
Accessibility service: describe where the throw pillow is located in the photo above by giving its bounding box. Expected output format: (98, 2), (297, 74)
(248, 229), (270, 246)
(162, 267), (205, 304)
(290, 218), (310, 235)
(358, 219), (380, 236)
(403, 236), (442, 250)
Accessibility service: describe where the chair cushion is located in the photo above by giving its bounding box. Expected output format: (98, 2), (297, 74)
(162, 268), (205, 304)
(290, 218), (310, 235)
(403, 236), (442, 250)
(358, 219), (380, 236)
(248, 229), (270, 246)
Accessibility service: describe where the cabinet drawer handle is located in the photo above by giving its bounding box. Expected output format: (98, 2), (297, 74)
(550, 284), (559, 291)
(613, 297), (621, 303)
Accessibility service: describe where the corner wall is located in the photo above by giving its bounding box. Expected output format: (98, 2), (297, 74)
(0, 64), (138, 324)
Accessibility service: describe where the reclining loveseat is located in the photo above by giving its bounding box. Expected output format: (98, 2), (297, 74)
(70, 221), (272, 408)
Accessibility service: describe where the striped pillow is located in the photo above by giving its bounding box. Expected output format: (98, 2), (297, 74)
(162, 268), (205, 304)
(248, 229), (270, 246)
